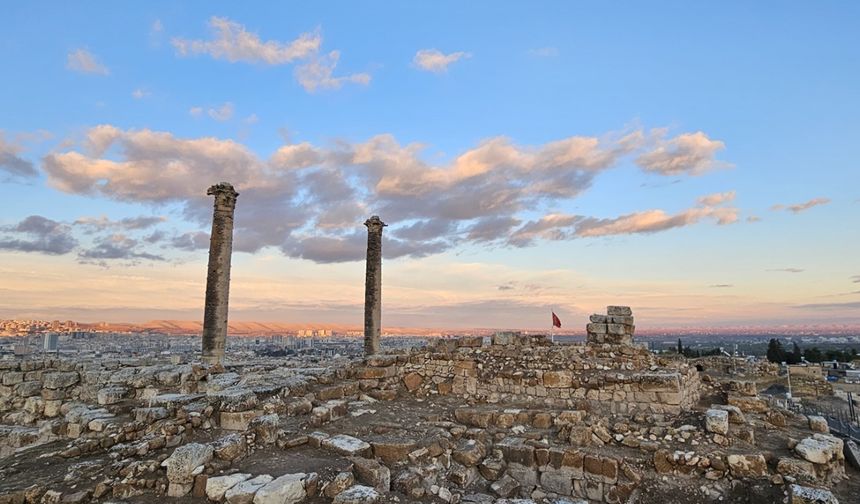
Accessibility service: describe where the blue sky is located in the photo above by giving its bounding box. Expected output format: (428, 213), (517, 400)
(1, 2), (858, 328)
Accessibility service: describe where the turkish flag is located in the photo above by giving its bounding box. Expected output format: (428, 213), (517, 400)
(552, 311), (562, 328)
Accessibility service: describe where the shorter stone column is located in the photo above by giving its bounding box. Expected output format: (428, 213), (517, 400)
(363, 216), (386, 356)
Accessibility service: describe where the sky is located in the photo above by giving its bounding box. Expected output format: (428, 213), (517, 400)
(1, 2), (858, 330)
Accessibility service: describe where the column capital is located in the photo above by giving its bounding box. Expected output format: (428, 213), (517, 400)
(207, 182), (239, 202)
(364, 215), (387, 232)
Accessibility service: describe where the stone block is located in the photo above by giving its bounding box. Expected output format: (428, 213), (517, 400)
(350, 457), (390, 492)
(789, 484), (838, 504)
(705, 409), (729, 435)
(220, 410), (262, 431)
(607, 306), (632, 316)
(253, 473), (306, 504)
(323, 435), (371, 457)
(543, 371), (573, 388)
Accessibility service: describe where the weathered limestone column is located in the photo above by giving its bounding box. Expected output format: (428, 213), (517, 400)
(363, 215), (386, 356)
(202, 182), (239, 364)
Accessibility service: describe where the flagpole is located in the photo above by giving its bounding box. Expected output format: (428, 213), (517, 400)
(550, 307), (554, 344)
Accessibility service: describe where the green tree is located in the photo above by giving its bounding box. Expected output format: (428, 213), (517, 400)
(678, 338), (683, 354)
(788, 342), (802, 365)
(766, 338), (785, 363)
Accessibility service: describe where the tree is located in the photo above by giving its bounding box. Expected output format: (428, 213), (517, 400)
(789, 342), (802, 365)
(678, 338), (683, 354)
(766, 338), (785, 363)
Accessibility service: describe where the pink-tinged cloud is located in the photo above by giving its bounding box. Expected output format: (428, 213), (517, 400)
(39, 125), (737, 263)
(172, 17), (320, 65)
(771, 197), (831, 213)
(574, 206), (738, 238)
(413, 49), (471, 72)
(636, 131), (730, 175)
(697, 190), (736, 206)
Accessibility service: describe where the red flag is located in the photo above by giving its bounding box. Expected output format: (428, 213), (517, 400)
(552, 311), (562, 328)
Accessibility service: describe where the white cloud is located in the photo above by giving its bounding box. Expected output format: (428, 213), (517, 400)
(151, 19), (163, 33)
(636, 131), (730, 175)
(172, 16), (320, 65)
(131, 88), (151, 99)
(527, 47), (559, 58)
(207, 102), (234, 121)
(295, 51), (370, 92)
(413, 49), (471, 73)
(66, 49), (110, 75)
(189, 107), (203, 117)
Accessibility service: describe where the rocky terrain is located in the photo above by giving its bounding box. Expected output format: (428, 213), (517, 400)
(0, 307), (857, 504)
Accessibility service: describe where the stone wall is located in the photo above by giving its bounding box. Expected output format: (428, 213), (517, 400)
(353, 307), (702, 415)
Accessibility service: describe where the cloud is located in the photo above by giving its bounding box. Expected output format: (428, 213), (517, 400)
(697, 191), (736, 206)
(207, 102), (234, 121)
(771, 197), (831, 213)
(0, 132), (37, 178)
(851, 275), (860, 284)
(172, 17), (320, 65)
(294, 51), (370, 92)
(189, 107), (203, 117)
(413, 49), (471, 73)
(66, 49), (110, 75)
(527, 47), (559, 58)
(78, 234), (165, 264)
(793, 301), (860, 311)
(171, 231), (210, 251)
(746, 215), (761, 223)
(574, 206), (738, 238)
(40, 124), (737, 263)
(131, 88), (151, 99)
(74, 215), (166, 232)
(710, 284), (733, 288)
(636, 131), (730, 175)
(768, 268), (804, 273)
(0, 216), (78, 255)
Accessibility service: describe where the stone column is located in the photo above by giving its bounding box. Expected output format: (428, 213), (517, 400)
(202, 182), (239, 364)
(363, 215), (386, 356)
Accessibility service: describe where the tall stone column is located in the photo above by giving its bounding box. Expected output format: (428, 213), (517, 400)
(202, 182), (239, 364)
(363, 215), (386, 356)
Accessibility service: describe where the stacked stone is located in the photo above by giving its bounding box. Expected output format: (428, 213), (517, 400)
(586, 306), (635, 346)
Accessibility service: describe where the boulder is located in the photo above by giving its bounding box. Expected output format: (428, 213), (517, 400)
(727, 454), (768, 478)
(324, 472), (355, 498)
(705, 409), (729, 435)
(162, 442), (214, 489)
(253, 473), (307, 504)
(490, 474), (520, 498)
(207, 474), (251, 501)
(350, 457), (390, 492)
(322, 435), (371, 457)
(789, 484), (839, 504)
(225, 475), (273, 504)
(795, 435), (844, 465)
(214, 433), (247, 461)
(808, 416), (829, 433)
(332, 485), (381, 504)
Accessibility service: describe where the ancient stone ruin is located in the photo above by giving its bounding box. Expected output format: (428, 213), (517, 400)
(0, 303), (853, 504)
(363, 216), (386, 357)
(201, 182), (239, 365)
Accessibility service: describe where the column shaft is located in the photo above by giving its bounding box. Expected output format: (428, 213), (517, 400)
(363, 216), (386, 356)
(202, 183), (238, 364)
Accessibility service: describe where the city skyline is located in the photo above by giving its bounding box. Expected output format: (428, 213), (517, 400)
(1, 3), (859, 329)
